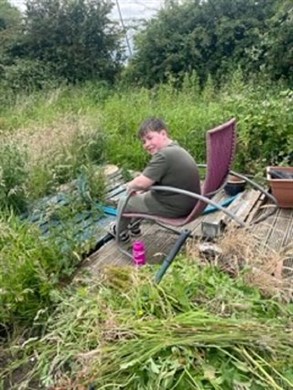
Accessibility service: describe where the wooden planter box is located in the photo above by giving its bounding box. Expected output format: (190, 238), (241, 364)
(267, 166), (293, 208)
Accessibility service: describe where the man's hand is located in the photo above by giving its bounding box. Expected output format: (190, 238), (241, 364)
(126, 174), (154, 194)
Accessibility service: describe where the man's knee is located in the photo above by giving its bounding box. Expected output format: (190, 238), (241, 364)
(118, 195), (139, 213)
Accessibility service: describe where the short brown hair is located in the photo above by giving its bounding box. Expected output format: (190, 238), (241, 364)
(137, 117), (169, 139)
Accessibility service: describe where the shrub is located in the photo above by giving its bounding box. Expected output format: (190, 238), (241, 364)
(0, 59), (62, 94)
(0, 213), (79, 328)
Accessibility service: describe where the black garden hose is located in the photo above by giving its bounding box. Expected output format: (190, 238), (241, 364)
(154, 229), (191, 284)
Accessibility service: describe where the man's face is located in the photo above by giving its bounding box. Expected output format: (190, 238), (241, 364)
(141, 130), (168, 155)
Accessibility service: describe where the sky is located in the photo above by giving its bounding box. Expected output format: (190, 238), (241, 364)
(9, 0), (164, 20)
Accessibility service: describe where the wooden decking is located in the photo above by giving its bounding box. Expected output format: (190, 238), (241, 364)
(84, 166), (293, 275)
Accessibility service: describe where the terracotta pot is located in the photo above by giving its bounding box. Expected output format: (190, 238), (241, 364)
(224, 175), (246, 196)
(267, 166), (293, 208)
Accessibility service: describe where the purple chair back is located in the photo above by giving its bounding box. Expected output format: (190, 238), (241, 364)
(182, 118), (237, 223)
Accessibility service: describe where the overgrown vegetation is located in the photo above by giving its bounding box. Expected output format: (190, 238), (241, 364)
(0, 115), (107, 210)
(0, 0), (292, 388)
(0, 214), (79, 329)
(0, 115), (108, 332)
(1, 73), (292, 175)
(1, 252), (292, 389)
(124, 0), (293, 86)
(1, 0), (292, 92)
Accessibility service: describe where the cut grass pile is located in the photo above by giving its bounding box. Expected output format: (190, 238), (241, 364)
(187, 228), (293, 302)
(3, 257), (292, 389)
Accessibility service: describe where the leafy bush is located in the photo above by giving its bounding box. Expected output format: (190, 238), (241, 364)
(0, 59), (62, 94)
(0, 213), (79, 328)
(125, 0), (280, 87)
(222, 81), (293, 170)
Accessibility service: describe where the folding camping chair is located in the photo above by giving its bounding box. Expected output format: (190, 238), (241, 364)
(116, 118), (278, 258)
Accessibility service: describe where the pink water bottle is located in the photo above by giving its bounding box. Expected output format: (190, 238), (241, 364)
(132, 240), (146, 266)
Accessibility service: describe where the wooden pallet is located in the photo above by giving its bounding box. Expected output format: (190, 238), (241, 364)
(201, 190), (261, 239)
(84, 166), (293, 273)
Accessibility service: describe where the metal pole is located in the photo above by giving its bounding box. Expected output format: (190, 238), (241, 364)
(115, 0), (133, 57)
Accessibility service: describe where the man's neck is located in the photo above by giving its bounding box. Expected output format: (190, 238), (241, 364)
(164, 138), (173, 147)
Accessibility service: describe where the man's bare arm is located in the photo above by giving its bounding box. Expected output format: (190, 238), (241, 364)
(127, 174), (154, 193)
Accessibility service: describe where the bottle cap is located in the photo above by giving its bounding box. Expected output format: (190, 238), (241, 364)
(133, 240), (145, 250)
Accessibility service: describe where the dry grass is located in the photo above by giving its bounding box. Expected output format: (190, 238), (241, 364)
(1, 112), (104, 167)
(186, 228), (293, 301)
(2, 116), (94, 167)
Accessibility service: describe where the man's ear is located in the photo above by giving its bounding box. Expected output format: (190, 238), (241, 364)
(160, 129), (168, 137)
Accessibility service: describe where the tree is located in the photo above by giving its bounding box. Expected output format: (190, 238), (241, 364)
(13, 0), (124, 83)
(264, 0), (292, 83)
(126, 0), (284, 87)
(0, 0), (22, 65)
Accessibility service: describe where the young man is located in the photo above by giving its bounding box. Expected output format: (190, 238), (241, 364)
(110, 117), (201, 242)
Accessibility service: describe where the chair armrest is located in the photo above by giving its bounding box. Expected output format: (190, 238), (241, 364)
(116, 185), (246, 234)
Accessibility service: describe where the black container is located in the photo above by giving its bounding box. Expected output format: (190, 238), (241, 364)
(224, 180), (246, 196)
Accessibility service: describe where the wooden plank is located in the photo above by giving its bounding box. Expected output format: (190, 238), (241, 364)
(105, 174), (124, 191)
(191, 190), (228, 237)
(283, 213), (293, 247)
(106, 188), (127, 206)
(105, 176), (124, 191)
(227, 189), (260, 223)
(266, 212), (292, 252)
(87, 223), (178, 274)
(201, 189), (260, 239)
(253, 207), (281, 249)
(253, 202), (292, 251)
(245, 192), (264, 224)
(106, 184), (126, 199)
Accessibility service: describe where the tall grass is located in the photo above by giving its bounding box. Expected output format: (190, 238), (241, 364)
(0, 142), (28, 213)
(3, 260), (292, 389)
(1, 72), (291, 173)
(0, 116), (107, 209)
(0, 116), (108, 331)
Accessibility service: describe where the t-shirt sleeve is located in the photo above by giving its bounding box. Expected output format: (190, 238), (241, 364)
(142, 152), (167, 183)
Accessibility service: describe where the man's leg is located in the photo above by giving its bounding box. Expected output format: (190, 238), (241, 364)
(113, 192), (184, 241)
(117, 193), (151, 233)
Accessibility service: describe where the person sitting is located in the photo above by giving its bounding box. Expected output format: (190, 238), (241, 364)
(109, 117), (201, 242)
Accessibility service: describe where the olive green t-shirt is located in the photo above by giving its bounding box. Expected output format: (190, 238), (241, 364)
(142, 142), (200, 217)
